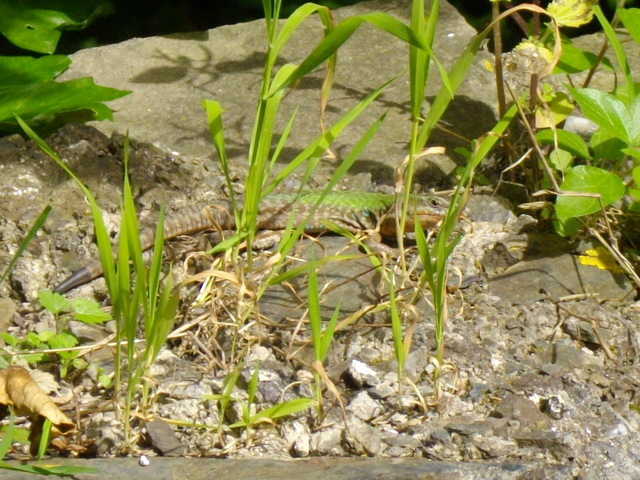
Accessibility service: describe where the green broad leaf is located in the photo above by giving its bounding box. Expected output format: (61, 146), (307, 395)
(556, 165), (625, 221)
(549, 149), (573, 172)
(0, 56), (70, 86)
(591, 128), (627, 162)
(555, 38), (599, 74)
(618, 8), (640, 46)
(623, 147), (640, 159)
(0, 77), (130, 133)
(0, 0), (114, 54)
(0, 333), (16, 346)
(536, 90), (574, 128)
(37, 290), (70, 315)
(569, 87), (631, 144)
(37, 330), (54, 342)
(98, 373), (112, 389)
(535, 128), (591, 159)
(553, 215), (581, 237)
(71, 357), (87, 369)
(23, 353), (46, 364)
(70, 298), (111, 324)
(23, 331), (43, 347)
(47, 332), (78, 350)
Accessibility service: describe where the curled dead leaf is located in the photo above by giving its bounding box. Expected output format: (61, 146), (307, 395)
(0, 366), (75, 436)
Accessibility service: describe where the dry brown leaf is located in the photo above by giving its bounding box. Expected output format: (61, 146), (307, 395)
(0, 366), (74, 435)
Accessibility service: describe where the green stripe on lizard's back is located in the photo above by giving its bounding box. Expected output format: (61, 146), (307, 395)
(53, 190), (449, 294)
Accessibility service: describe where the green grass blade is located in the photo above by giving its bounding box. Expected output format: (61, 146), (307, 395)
(319, 303), (340, 362)
(594, 5), (635, 98)
(270, 13), (431, 95)
(244, 64), (297, 245)
(0, 205), (50, 286)
(36, 418), (51, 460)
(268, 254), (362, 286)
(0, 411), (15, 460)
(268, 108), (298, 172)
(230, 398), (314, 428)
(417, 31), (486, 149)
(307, 255), (322, 361)
(388, 274), (405, 375)
(202, 100), (237, 213)
(265, 81), (391, 196)
(146, 207), (165, 323)
(270, 4), (332, 65)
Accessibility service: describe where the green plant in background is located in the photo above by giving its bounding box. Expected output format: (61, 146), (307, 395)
(0, 291), (111, 378)
(203, 363), (313, 442)
(307, 255), (339, 418)
(0, 0), (129, 134)
(200, 0), (443, 373)
(500, 2), (640, 286)
(16, 118), (179, 443)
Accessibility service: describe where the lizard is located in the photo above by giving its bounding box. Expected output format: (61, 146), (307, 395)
(52, 190), (449, 294)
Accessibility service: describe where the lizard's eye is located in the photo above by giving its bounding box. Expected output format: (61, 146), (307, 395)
(430, 198), (441, 207)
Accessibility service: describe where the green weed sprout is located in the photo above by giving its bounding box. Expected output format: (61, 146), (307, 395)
(16, 117), (179, 443)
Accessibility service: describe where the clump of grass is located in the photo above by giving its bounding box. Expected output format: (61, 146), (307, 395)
(17, 117), (179, 444)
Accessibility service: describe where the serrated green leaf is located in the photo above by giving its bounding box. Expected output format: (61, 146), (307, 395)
(556, 165), (625, 221)
(70, 298), (111, 324)
(22, 353), (46, 364)
(47, 332), (78, 350)
(535, 128), (591, 159)
(0, 333), (17, 347)
(569, 87), (631, 143)
(37, 290), (70, 315)
(37, 330), (54, 342)
(24, 332), (41, 346)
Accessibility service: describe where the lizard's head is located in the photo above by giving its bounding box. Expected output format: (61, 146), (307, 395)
(379, 194), (450, 237)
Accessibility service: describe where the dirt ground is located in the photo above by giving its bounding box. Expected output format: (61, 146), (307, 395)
(1, 124), (640, 478)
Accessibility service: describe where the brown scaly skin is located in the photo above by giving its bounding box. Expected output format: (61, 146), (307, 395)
(53, 191), (449, 294)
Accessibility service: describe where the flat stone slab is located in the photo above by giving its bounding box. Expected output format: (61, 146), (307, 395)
(0, 457), (570, 480)
(489, 252), (635, 303)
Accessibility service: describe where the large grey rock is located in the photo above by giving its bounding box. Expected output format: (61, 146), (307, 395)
(59, 0), (496, 185)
